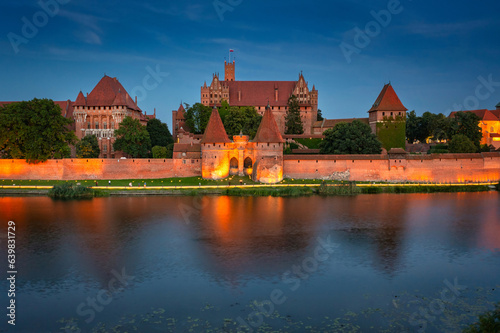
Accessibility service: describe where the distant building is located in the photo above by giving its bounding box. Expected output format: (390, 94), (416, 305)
(201, 60), (318, 134)
(72, 75), (155, 158)
(449, 106), (500, 149)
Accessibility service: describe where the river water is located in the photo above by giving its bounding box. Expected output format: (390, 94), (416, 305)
(0, 192), (499, 332)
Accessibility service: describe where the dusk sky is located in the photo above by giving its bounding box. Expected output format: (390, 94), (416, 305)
(1, 0), (500, 129)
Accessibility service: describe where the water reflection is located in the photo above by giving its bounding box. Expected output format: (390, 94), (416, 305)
(0, 192), (499, 332)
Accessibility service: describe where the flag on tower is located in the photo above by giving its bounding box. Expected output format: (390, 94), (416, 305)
(230, 49), (234, 52)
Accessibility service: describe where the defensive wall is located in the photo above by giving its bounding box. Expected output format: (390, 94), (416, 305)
(0, 152), (499, 183)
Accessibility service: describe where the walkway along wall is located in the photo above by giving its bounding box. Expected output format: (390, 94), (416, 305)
(0, 152), (499, 182)
(283, 152), (500, 183)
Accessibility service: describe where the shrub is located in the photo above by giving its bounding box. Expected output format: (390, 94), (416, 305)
(463, 303), (500, 333)
(48, 183), (109, 199)
(152, 145), (168, 158)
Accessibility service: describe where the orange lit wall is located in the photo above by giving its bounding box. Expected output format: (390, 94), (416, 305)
(0, 158), (201, 180)
(1, 152), (499, 183)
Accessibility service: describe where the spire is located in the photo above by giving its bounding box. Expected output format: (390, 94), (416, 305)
(369, 83), (407, 112)
(253, 105), (284, 143)
(74, 91), (86, 106)
(201, 106), (231, 143)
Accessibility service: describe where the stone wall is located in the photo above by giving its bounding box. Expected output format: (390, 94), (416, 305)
(283, 153), (500, 182)
(0, 158), (201, 180)
(1, 152), (499, 183)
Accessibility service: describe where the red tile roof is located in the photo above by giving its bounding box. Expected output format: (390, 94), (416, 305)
(224, 81), (297, 107)
(173, 143), (201, 152)
(74, 91), (86, 106)
(201, 108), (231, 143)
(369, 83), (407, 112)
(86, 75), (141, 111)
(176, 104), (185, 120)
(0, 100), (74, 119)
(253, 106), (284, 143)
(449, 109), (500, 121)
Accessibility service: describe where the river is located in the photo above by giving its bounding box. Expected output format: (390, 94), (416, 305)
(0, 192), (499, 332)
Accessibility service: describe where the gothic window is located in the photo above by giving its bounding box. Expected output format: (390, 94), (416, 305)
(87, 122), (91, 129)
(103, 122), (107, 129)
(103, 144), (107, 152)
(95, 123), (99, 129)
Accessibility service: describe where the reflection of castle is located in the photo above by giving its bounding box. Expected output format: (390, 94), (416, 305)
(200, 60), (318, 134)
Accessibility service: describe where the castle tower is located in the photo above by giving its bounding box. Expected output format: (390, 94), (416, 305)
(368, 83), (407, 150)
(172, 104), (186, 141)
(201, 106), (232, 180)
(224, 60), (235, 81)
(252, 104), (284, 183)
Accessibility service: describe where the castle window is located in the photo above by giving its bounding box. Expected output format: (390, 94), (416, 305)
(95, 123), (99, 129)
(111, 122), (114, 129)
(391, 112), (393, 116)
(103, 122), (107, 129)
(103, 144), (107, 152)
(87, 122), (91, 129)
(382, 112), (385, 116)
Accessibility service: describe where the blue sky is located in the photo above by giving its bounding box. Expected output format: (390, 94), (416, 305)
(1, 0), (500, 130)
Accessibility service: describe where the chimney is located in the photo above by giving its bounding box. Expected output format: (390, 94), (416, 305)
(238, 90), (241, 102)
(154, 108), (156, 117)
(135, 96), (137, 105)
(275, 87), (278, 102)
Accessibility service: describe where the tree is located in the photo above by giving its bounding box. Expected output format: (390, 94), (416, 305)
(113, 116), (151, 158)
(447, 111), (482, 150)
(146, 118), (173, 147)
(285, 95), (304, 134)
(448, 134), (478, 153)
(320, 120), (382, 154)
(0, 98), (77, 163)
(317, 109), (324, 121)
(76, 135), (100, 158)
(184, 103), (212, 134)
(223, 106), (263, 139)
(218, 100), (231, 124)
(151, 145), (167, 158)
(406, 110), (419, 144)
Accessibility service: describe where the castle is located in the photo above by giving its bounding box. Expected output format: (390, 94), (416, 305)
(198, 60), (318, 135)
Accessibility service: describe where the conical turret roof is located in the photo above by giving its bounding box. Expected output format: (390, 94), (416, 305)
(253, 105), (284, 143)
(369, 83), (407, 112)
(201, 107), (231, 143)
(74, 91), (86, 106)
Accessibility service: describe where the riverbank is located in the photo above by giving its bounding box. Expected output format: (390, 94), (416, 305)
(0, 177), (497, 197)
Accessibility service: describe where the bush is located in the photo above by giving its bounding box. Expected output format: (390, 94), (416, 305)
(48, 183), (109, 199)
(463, 303), (500, 333)
(448, 134), (477, 153)
(152, 145), (168, 158)
(294, 138), (323, 149)
(317, 183), (361, 196)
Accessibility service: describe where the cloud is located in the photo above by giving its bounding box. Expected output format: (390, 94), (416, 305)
(58, 10), (114, 45)
(404, 20), (493, 38)
(143, 2), (206, 21)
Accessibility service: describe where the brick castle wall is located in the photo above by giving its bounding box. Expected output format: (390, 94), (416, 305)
(0, 158), (201, 180)
(0, 153), (499, 183)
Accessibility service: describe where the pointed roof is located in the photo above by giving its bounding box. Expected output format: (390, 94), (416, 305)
(112, 90), (127, 106)
(253, 105), (284, 143)
(176, 104), (186, 120)
(74, 91), (86, 106)
(86, 75), (141, 111)
(449, 109), (500, 121)
(369, 83), (407, 112)
(201, 107), (231, 143)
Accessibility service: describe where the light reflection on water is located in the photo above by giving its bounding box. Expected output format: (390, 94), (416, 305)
(0, 192), (499, 332)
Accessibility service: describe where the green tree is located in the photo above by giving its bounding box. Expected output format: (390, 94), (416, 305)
(223, 106), (263, 139)
(448, 134), (477, 153)
(76, 135), (100, 158)
(184, 103), (212, 134)
(285, 95), (304, 134)
(406, 110), (419, 144)
(317, 109), (324, 121)
(151, 145), (168, 158)
(146, 118), (173, 147)
(218, 100), (231, 124)
(113, 116), (151, 158)
(320, 120), (382, 154)
(447, 111), (482, 150)
(0, 98), (77, 163)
